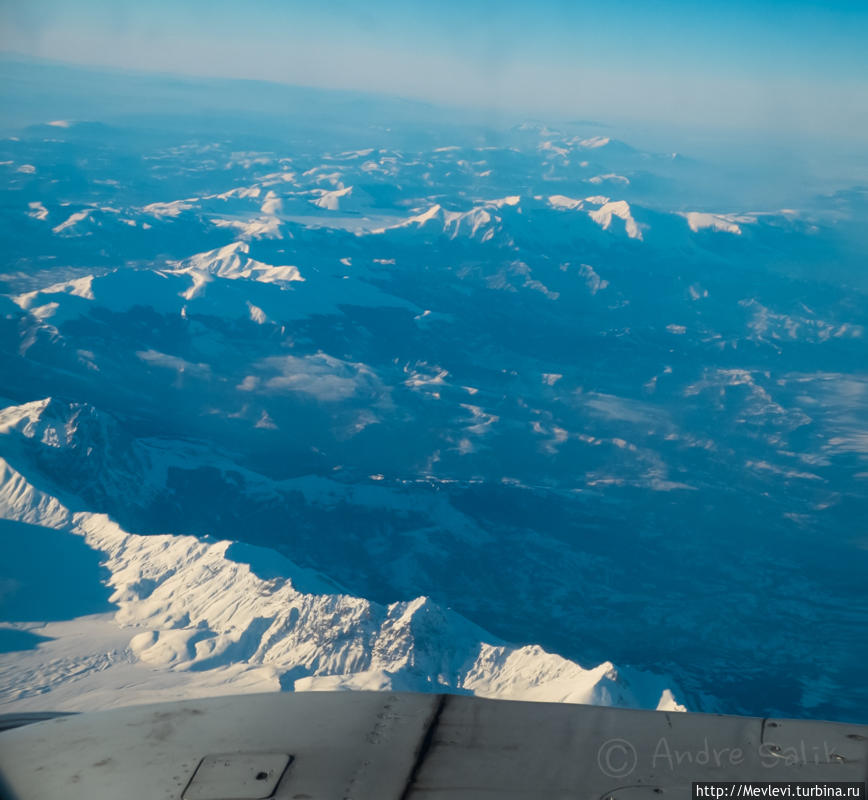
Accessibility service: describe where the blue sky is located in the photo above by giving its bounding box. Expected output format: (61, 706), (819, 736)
(1, 0), (867, 137)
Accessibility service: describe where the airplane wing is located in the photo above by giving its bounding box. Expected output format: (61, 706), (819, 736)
(1, 691), (866, 799)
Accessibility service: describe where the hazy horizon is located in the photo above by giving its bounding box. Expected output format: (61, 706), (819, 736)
(2, 49), (866, 204)
(2, 0), (867, 144)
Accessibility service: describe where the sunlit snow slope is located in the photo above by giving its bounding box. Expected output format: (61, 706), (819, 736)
(0, 399), (683, 713)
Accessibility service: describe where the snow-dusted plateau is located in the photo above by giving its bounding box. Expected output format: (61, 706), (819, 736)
(1, 60), (867, 723)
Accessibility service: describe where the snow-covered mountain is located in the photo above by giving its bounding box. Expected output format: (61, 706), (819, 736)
(0, 398), (683, 713)
(2, 86), (867, 724)
(10, 238), (416, 327)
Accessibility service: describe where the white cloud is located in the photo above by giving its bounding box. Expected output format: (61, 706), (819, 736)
(137, 349), (210, 377)
(239, 353), (382, 403)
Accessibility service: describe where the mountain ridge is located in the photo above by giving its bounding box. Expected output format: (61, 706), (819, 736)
(0, 397), (685, 713)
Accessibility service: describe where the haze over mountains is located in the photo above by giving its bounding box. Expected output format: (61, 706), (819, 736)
(1, 59), (867, 723)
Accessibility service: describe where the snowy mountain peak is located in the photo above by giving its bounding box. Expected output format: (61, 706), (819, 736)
(0, 398), (57, 439)
(13, 275), (95, 314)
(681, 212), (753, 235)
(411, 204), (444, 225)
(589, 199), (644, 240)
(376, 203), (504, 243)
(312, 185), (353, 210)
(489, 195), (521, 208)
(0, 398), (111, 451)
(546, 195), (644, 240)
(170, 242), (304, 285)
(548, 194), (585, 211)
